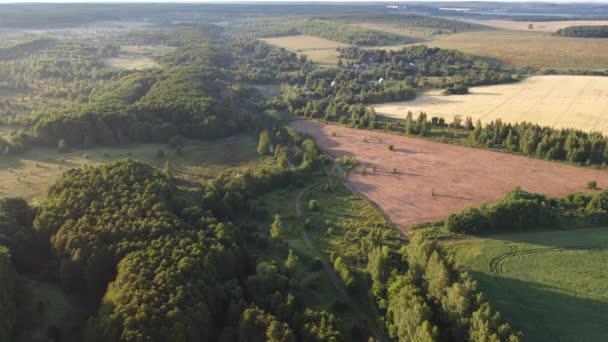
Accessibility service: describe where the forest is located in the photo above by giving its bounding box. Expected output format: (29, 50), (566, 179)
(2, 4), (590, 341)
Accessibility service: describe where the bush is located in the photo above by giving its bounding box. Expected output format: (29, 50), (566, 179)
(587, 180), (598, 190)
(309, 200), (319, 211)
(445, 207), (488, 234)
(57, 139), (68, 153)
(387, 144), (394, 151)
(156, 149), (165, 158)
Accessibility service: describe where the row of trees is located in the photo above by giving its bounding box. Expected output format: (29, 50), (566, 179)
(471, 119), (608, 165)
(369, 234), (522, 341)
(446, 187), (608, 234)
(555, 25), (608, 38)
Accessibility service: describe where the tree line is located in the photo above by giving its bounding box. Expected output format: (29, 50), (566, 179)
(446, 187), (608, 234)
(555, 25), (608, 38)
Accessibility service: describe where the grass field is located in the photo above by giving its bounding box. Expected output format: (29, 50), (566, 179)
(0, 135), (259, 200)
(262, 35), (349, 66)
(373, 75), (608, 135)
(458, 19), (608, 32)
(420, 30), (608, 70)
(103, 45), (174, 70)
(446, 227), (608, 341)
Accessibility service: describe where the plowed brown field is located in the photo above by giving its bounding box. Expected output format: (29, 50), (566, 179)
(291, 120), (608, 229)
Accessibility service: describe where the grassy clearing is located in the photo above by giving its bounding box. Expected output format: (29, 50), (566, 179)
(420, 30), (608, 70)
(445, 227), (608, 341)
(253, 174), (403, 334)
(103, 45), (174, 70)
(373, 75), (608, 135)
(262, 35), (349, 66)
(0, 134), (259, 200)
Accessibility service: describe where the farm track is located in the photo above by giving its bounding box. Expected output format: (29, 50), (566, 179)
(294, 163), (388, 342)
(487, 244), (608, 341)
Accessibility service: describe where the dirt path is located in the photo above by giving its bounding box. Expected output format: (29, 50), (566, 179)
(295, 169), (388, 342)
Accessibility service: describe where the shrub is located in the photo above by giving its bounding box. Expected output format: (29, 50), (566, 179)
(445, 207), (488, 234)
(331, 132), (337, 137)
(387, 144), (394, 151)
(57, 139), (68, 153)
(308, 200), (319, 211)
(587, 180), (598, 190)
(156, 149), (165, 158)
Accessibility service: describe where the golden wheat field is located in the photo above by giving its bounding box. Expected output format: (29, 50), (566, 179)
(261, 35), (349, 66)
(458, 19), (608, 32)
(422, 30), (608, 70)
(373, 75), (608, 134)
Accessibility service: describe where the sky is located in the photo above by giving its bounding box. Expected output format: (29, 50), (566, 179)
(1, 0), (606, 3)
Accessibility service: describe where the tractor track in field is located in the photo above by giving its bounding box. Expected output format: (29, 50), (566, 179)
(488, 244), (608, 341)
(294, 163), (388, 342)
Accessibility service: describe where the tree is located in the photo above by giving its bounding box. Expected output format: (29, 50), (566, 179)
(424, 251), (452, 301)
(258, 130), (271, 156)
(284, 249), (298, 272)
(464, 116), (474, 131)
(270, 214), (283, 239)
(309, 200), (319, 210)
(57, 138), (68, 153)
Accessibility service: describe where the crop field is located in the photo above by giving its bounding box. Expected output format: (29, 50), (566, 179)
(458, 18), (608, 32)
(420, 30), (608, 70)
(0, 135), (259, 200)
(291, 120), (608, 229)
(373, 75), (608, 135)
(446, 227), (608, 341)
(261, 35), (349, 66)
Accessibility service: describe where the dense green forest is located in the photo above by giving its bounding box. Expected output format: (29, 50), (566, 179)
(555, 25), (608, 38)
(228, 18), (414, 46)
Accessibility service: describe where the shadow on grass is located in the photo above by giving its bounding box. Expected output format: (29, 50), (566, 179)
(470, 270), (608, 342)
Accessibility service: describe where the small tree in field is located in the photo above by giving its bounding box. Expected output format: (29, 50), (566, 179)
(270, 214), (283, 239)
(387, 144), (394, 152)
(587, 180), (598, 190)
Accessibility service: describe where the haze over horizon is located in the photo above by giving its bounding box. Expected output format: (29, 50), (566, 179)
(1, 0), (608, 3)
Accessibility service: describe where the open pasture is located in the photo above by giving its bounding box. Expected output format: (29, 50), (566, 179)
(421, 30), (608, 70)
(373, 75), (608, 135)
(262, 35), (349, 66)
(291, 120), (608, 229)
(446, 227), (608, 341)
(459, 18), (608, 32)
(0, 135), (259, 200)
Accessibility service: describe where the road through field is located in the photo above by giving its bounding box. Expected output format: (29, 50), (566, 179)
(373, 75), (608, 135)
(291, 120), (608, 230)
